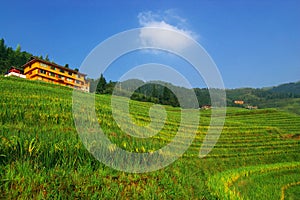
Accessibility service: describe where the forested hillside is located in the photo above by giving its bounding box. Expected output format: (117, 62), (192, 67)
(92, 76), (300, 111)
(270, 81), (300, 95)
(0, 39), (32, 74)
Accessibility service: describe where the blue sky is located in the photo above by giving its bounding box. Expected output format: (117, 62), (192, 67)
(1, 0), (299, 88)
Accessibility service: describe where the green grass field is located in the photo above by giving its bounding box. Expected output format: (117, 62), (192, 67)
(0, 76), (299, 199)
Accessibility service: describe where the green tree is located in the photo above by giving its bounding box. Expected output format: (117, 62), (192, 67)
(96, 73), (107, 94)
(0, 39), (7, 74)
(105, 80), (116, 94)
(161, 86), (170, 105)
(87, 78), (97, 93)
(16, 44), (21, 53)
(45, 54), (50, 61)
(151, 84), (158, 98)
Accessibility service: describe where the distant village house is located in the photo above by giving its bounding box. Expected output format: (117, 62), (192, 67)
(201, 105), (212, 110)
(234, 100), (244, 105)
(246, 105), (258, 110)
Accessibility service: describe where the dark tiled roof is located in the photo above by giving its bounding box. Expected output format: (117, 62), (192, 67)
(21, 56), (87, 76)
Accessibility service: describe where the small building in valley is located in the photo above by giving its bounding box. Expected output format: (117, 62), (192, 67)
(22, 57), (89, 92)
(234, 100), (244, 105)
(246, 105), (258, 110)
(201, 105), (212, 110)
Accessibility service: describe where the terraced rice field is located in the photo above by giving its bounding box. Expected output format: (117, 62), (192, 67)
(0, 76), (299, 199)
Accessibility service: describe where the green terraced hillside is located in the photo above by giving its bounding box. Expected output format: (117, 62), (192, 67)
(0, 76), (299, 199)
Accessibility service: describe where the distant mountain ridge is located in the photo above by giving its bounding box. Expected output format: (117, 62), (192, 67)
(108, 78), (300, 110)
(269, 81), (300, 95)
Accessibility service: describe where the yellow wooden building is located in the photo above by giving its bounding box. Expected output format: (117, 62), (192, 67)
(22, 57), (89, 92)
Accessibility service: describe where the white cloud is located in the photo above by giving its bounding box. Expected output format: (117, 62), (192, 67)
(138, 10), (198, 52)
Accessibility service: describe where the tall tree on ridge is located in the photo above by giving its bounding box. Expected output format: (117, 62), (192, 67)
(96, 73), (107, 94)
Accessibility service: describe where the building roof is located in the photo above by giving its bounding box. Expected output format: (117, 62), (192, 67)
(8, 66), (24, 72)
(21, 57), (87, 76)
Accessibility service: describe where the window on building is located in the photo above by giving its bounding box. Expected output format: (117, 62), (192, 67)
(40, 69), (47, 74)
(75, 80), (81, 84)
(49, 72), (55, 77)
(68, 72), (72, 76)
(40, 63), (48, 68)
(60, 69), (65, 73)
(50, 66), (56, 70)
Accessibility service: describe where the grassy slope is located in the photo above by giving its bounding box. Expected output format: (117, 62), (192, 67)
(0, 76), (299, 199)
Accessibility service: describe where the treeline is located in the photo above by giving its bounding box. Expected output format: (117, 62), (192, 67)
(0, 39), (33, 74)
(89, 74), (116, 94)
(0, 38), (74, 74)
(89, 76), (181, 107)
(226, 85), (300, 107)
(91, 74), (300, 109)
(90, 75), (218, 108)
(270, 82), (300, 95)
